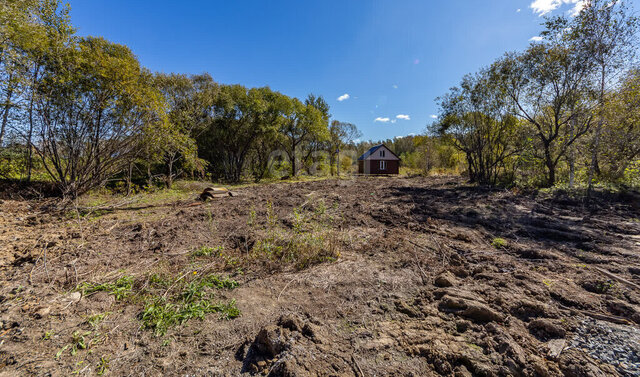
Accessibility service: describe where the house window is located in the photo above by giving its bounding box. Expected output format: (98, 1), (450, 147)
(379, 160), (387, 170)
(379, 150), (385, 157)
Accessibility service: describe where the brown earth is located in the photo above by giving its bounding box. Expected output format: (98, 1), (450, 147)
(1, 176), (640, 376)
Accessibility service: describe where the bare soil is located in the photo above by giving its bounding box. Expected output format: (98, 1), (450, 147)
(1, 176), (640, 376)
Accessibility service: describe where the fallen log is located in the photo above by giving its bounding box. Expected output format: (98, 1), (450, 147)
(593, 266), (640, 292)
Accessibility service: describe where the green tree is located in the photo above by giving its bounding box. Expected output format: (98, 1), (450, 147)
(34, 36), (163, 197)
(327, 120), (360, 176)
(569, 0), (638, 192)
(279, 97), (328, 177)
(495, 43), (595, 186)
(437, 68), (520, 185)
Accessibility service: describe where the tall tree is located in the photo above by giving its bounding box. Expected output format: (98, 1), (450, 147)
(438, 68), (520, 185)
(495, 42), (596, 186)
(327, 120), (360, 176)
(570, 0), (638, 193)
(34, 37), (163, 197)
(279, 97), (327, 177)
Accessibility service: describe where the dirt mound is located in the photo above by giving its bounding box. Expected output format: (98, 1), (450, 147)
(241, 314), (354, 376)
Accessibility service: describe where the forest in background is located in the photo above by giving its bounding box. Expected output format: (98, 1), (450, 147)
(1, 0), (639, 199)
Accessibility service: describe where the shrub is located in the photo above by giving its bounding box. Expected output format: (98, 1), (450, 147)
(491, 237), (507, 249)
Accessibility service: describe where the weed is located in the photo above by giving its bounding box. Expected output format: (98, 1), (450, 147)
(96, 356), (109, 375)
(140, 273), (240, 336)
(42, 331), (54, 340)
(79, 275), (134, 300)
(86, 312), (109, 328)
(70, 331), (89, 356)
(266, 201), (278, 227)
(55, 345), (69, 359)
(292, 207), (305, 234)
(192, 245), (223, 257)
(247, 208), (257, 227)
(213, 299), (241, 320)
(149, 273), (172, 288)
(141, 296), (240, 336)
(491, 237), (507, 249)
(202, 274), (239, 289)
(314, 199), (327, 216)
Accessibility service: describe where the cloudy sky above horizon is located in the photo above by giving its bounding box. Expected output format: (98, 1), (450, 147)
(67, 0), (629, 141)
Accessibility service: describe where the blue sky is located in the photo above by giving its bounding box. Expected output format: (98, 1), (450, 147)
(67, 0), (606, 141)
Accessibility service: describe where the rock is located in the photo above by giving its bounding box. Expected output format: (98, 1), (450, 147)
(439, 295), (503, 323)
(454, 365), (473, 377)
(528, 318), (566, 340)
(546, 339), (566, 359)
(395, 300), (423, 318)
(434, 271), (458, 287)
(278, 314), (302, 332)
(456, 320), (471, 333)
(254, 325), (290, 357)
(462, 302), (503, 323)
(34, 306), (51, 319)
(60, 291), (82, 307)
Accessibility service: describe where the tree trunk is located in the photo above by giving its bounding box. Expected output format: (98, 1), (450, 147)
(568, 111), (576, 189)
(546, 159), (556, 187)
(126, 162), (133, 196)
(587, 65), (607, 197)
(0, 85), (14, 146)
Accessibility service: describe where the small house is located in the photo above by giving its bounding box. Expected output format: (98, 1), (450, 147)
(357, 144), (400, 175)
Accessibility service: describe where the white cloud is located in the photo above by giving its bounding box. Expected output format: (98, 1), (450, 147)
(392, 84), (398, 89)
(530, 0), (585, 16)
(517, 8), (522, 12)
(430, 114), (438, 119)
(374, 117), (390, 123)
(396, 114), (411, 120)
(337, 93), (350, 102)
(408, 133), (416, 136)
(529, 36), (544, 42)
(391, 119), (397, 124)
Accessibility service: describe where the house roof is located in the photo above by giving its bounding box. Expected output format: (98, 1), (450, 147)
(357, 144), (401, 161)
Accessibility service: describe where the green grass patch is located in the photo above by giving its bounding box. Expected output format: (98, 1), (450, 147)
(86, 312), (109, 328)
(192, 245), (224, 257)
(140, 272), (240, 336)
(78, 275), (134, 300)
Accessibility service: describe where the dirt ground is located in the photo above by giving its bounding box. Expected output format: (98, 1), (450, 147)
(1, 176), (640, 376)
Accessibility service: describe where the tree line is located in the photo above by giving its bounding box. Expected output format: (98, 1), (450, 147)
(0, 0), (365, 197)
(436, 0), (640, 190)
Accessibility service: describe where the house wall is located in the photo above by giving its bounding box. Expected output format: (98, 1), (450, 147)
(359, 160), (399, 174)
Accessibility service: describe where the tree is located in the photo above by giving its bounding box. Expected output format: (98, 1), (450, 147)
(327, 120), (360, 176)
(152, 73), (207, 187)
(34, 36), (163, 197)
(437, 68), (520, 185)
(279, 97), (328, 177)
(301, 94), (331, 175)
(569, 0), (638, 192)
(599, 69), (640, 181)
(495, 42), (596, 186)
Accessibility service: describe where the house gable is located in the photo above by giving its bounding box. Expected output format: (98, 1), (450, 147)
(361, 145), (400, 161)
